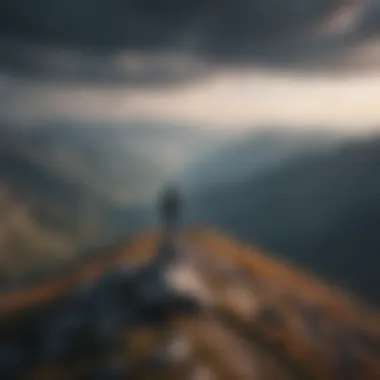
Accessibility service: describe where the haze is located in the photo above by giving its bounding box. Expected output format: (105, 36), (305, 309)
(2, 63), (380, 135)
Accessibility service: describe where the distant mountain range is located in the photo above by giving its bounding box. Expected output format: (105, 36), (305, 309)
(182, 129), (344, 191)
(184, 130), (380, 305)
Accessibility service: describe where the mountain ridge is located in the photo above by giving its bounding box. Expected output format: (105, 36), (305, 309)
(1, 227), (380, 379)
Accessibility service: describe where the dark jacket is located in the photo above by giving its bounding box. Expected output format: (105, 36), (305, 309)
(160, 186), (180, 226)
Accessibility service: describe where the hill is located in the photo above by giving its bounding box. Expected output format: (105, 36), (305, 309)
(184, 132), (380, 305)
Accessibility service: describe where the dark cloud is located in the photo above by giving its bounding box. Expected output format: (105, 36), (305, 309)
(0, 0), (343, 50)
(0, 37), (210, 87)
(0, 0), (378, 84)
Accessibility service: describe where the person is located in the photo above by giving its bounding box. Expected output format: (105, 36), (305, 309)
(159, 184), (181, 231)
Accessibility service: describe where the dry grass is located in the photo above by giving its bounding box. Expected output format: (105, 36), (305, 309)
(0, 230), (159, 317)
(190, 228), (380, 380)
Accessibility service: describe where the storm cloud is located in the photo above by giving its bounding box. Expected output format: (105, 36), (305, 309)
(0, 0), (379, 84)
(0, 0), (347, 50)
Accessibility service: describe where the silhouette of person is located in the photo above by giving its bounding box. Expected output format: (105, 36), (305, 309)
(159, 184), (181, 232)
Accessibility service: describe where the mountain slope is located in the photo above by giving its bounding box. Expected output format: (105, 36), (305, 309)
(1, 228), (380, 380)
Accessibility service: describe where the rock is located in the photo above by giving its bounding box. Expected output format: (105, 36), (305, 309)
(0, 343), (24, 378)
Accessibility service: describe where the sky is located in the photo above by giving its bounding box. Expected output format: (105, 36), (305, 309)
(1, 0), (380, 136)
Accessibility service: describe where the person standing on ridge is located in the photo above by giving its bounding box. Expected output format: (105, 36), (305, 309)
(159, 184), (181, 233)
(156, 183), (182, 264)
